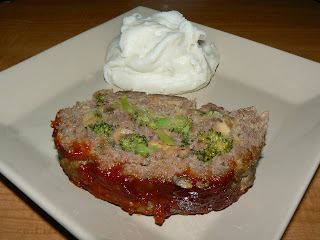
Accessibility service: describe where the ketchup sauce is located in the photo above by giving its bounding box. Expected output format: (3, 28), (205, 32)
(67, 161), (240, 225)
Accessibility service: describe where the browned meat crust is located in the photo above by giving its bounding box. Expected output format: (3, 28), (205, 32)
(51, 89), (269, 225)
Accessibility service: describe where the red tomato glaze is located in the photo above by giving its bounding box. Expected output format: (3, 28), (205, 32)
(68, 162), (240, 225)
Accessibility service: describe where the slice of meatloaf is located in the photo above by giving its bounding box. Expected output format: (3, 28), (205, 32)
(51, 89), (269, 225)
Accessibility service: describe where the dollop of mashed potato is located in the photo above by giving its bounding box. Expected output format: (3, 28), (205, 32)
(104, 11), (220, 94)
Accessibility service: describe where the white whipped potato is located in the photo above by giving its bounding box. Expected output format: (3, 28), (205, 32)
(104, 11), (220, 94)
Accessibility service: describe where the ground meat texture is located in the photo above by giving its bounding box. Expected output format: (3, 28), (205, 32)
(51, 89), (269, 225)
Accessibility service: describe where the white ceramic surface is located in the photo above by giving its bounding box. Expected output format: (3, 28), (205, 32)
(0, 6), (319, 240)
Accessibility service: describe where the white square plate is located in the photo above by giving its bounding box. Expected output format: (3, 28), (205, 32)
(1, 6), (319, 240)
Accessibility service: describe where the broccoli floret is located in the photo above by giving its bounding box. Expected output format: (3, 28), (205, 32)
(170, 116), (192, 135)
(119, 134), (150, 157)
(128, 108), (151, 126)
(95, 93), (107, 106)
(194, 129), (233, 162)
(181, 137), (190, 147)
(134, 108), (151, 126)
(170, 116), (192, 146)
(88, 120), (113, 136)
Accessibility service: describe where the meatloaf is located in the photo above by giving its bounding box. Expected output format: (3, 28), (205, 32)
(51, 89), (269, 225)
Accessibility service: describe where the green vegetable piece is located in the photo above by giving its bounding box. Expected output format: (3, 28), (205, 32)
(194, 129), (233, 162)
(119, 138), (133, 151)
(170, 115), (192, 136)
(155, 118), (171, 128)
(119, 133), (150, 158)
(169, 115), (192, 146)
(156, 129), (175, 146)
(149, 116), (192, 146)
(120, 96), (134, 114)
(136, 109), (150, 126)
(88, 121), (113, 136)
(181, 137), (190, 147)
(149, 117), (171, 129)
(148, 120), (157, 129)
(95, 93), (107, 104)
(119, 133), (147, 151)
(150, 145), (160, 152)
(135, 143), (150, 158)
